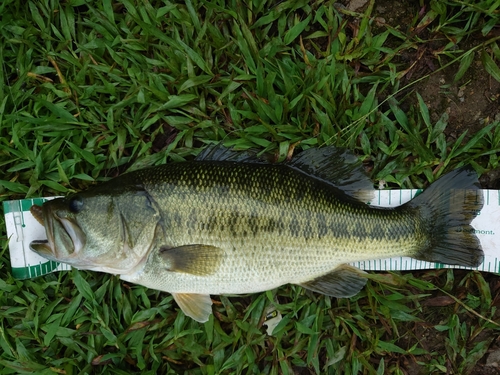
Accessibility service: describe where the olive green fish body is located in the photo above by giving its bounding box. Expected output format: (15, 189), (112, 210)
(122, 162), (423, 294)
(30, 146), (484, 322)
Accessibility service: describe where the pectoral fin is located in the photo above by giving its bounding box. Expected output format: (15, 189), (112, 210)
(159, 244), (224, 276)
(172, 293), (213, 323)
(298, 264), (368, 298)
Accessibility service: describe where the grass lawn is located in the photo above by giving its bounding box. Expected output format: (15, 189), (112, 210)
(1, 0), (500, 373)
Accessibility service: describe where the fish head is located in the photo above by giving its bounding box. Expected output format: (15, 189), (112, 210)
(29, 190), (156, 273)
(30, 197), (86, 262)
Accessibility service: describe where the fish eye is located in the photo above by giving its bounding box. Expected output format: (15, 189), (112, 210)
(68, 195), (84, 213)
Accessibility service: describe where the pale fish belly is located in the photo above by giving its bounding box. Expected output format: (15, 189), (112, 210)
(120, 228), (416, 295)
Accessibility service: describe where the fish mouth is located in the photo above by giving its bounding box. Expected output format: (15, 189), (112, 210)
(31, 204), (44, 226)
(29, 203), (86, 260)
(29, 239), (53, 257)
(30, 204), (55, 257)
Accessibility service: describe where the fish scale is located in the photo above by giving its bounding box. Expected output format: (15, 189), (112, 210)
(127, 162), (425, 293)
(29, 146), (483, 322)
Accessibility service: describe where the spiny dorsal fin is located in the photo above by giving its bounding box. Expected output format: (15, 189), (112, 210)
(159, 244), (224, 276)
(298, 264), (368, 298)
(288, 147), (374, 202)
(197, 144), (374, 202)
(196, 143), (268, 164)
(172, 293), (213, 323)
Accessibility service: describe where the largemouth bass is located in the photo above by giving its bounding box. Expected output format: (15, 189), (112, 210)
(29, 146), (484, 322)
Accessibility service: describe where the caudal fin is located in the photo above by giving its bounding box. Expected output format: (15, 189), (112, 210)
(408, 167), (484, 267)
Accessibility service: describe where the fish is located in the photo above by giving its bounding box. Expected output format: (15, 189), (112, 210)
(29, 146), (484, 322)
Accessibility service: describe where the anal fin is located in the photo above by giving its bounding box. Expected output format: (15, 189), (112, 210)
(298, 264), (368, 298)
(172, 293), (213, 323)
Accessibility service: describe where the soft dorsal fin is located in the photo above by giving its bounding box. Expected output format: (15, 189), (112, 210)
(287, 147), (374, 202)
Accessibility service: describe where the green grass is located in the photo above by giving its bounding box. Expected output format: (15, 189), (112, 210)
(1, 0), (500, 373)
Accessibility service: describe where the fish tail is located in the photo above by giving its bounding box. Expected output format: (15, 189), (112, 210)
(407, 166), (484, 267)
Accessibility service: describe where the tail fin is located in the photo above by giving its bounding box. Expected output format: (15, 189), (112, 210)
(408, 167), (484, 267)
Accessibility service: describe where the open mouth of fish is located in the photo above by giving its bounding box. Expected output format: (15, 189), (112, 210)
(30, 204), (86, 259)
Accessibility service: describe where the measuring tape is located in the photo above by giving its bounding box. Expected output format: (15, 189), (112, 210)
(4, 198), (70, 279)
(4, 190), (500, 280)
(351, 189), (500, 273)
